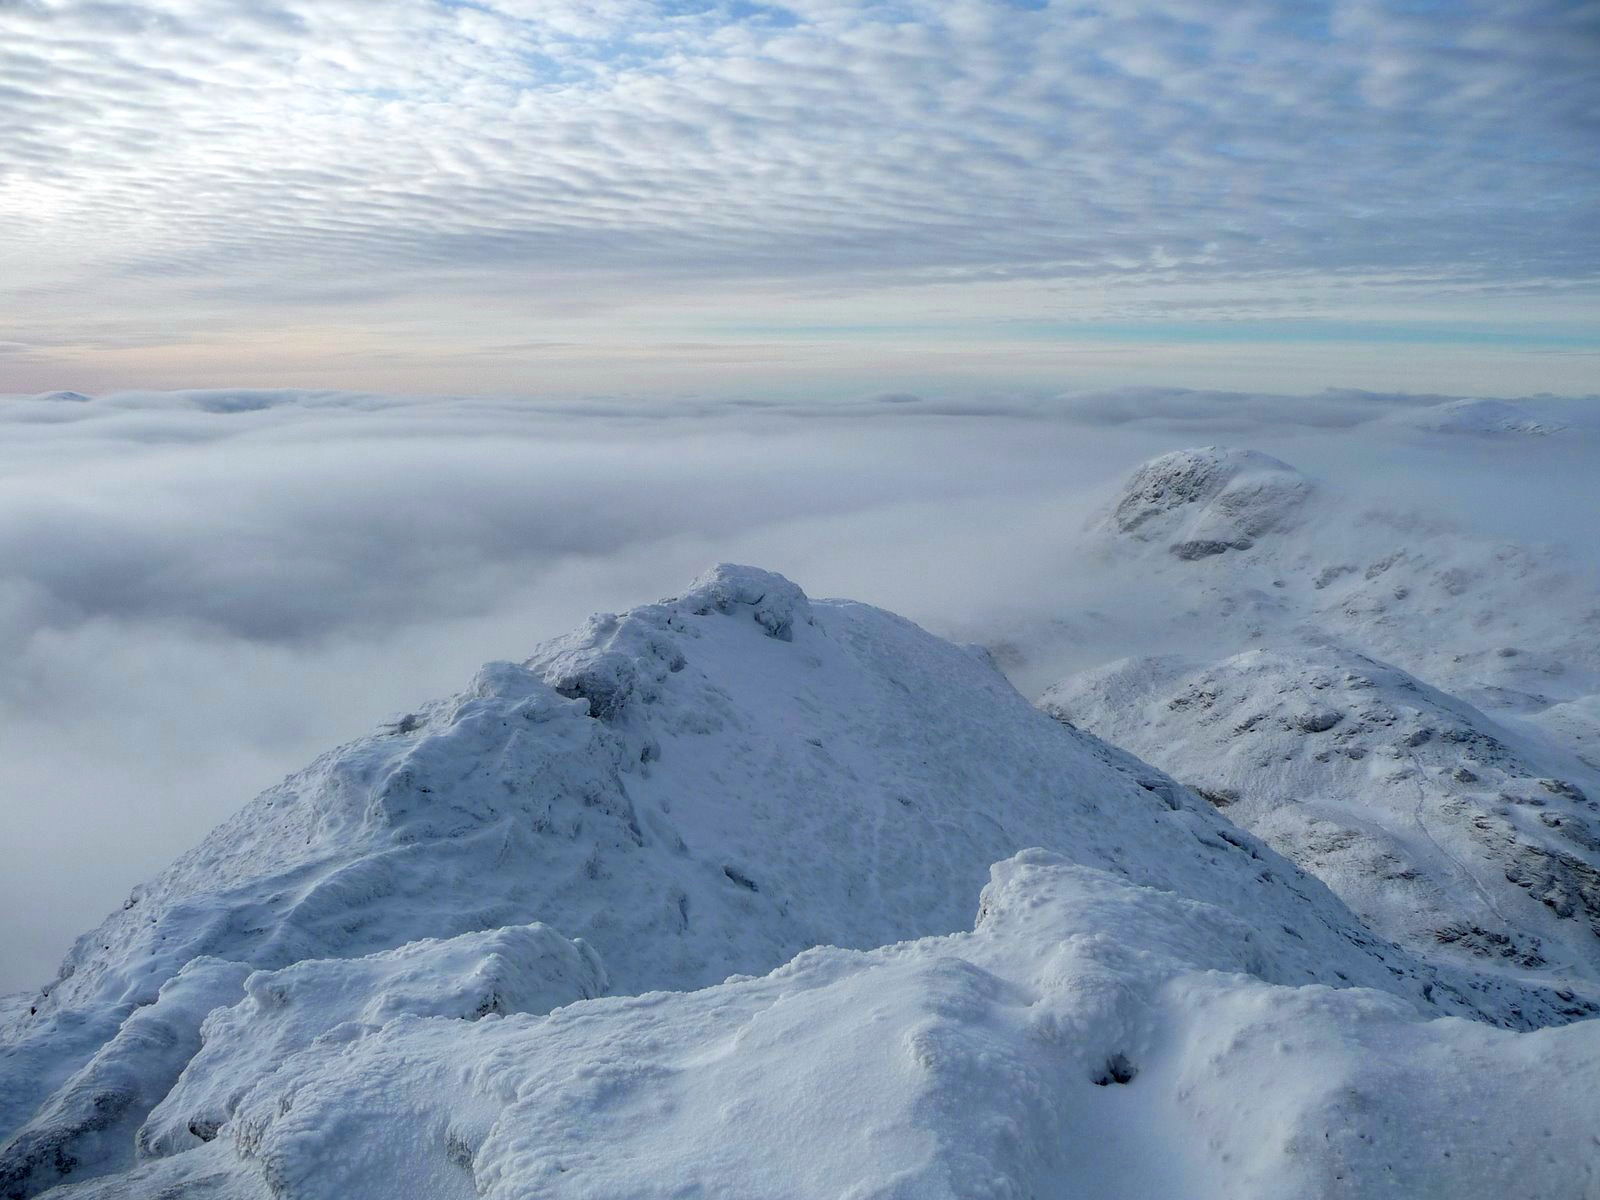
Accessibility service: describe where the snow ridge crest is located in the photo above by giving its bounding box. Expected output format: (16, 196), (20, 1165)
(531, 564), (811, 721)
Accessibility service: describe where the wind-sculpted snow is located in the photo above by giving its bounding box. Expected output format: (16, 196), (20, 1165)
(137, 924), (605, 1162)
(3, 566), (1593, 1196)
(0, 960), (250, 1200)
(1045, 648), (1600, 1000)
(0, 923), (602, 1200)
(34, 853), (1600, 1200)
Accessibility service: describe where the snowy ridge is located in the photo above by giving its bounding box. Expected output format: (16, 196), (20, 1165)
(3, 566), (1596, 1197)
(1071, 446), (1600, 723)
(1033, 445), (1600, 999)
(1386, 397), (1571, 437)
(1045, 647), (1600, 992)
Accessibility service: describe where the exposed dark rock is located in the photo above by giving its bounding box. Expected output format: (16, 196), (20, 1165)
(1293, 709), (1344, 733)
(1091, 1053), (1137, 1086)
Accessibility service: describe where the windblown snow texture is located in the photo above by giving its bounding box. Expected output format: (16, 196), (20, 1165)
(1046, 647), (1600, 992)
(3, 566), (1596, 1198)
(38, 853), (1600, 1200)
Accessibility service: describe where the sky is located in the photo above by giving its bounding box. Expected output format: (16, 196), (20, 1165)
(2, 0), (1599, 394)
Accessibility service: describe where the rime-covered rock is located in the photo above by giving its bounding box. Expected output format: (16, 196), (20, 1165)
(1105, 446), (1311, 558)
(136, 924), (604, 1162)
(1044, 645), (1600, 993)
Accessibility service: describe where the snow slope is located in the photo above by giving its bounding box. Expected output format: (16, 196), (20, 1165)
(3, 566), (1595, 1198)
(30, 852), (1600, 1200)
(1030, 445), (1600, 997)
(1044, 647), (1600, 988)
(1021, 444), (1600, 728)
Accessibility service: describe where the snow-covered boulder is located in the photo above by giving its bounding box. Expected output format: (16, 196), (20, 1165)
(137, 923), (604, 1161)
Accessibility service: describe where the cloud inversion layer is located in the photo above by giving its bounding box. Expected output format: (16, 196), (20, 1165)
(3, 383), (1599, 999)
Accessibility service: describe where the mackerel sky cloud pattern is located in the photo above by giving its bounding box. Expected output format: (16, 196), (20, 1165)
(1, 0), (1597, 388)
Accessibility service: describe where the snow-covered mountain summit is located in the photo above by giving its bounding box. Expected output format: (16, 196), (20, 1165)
(1061, 444), (1600, 735)
(16, 562), (1416, 1026)
(1104, 446), (1313, 560)
(4, 566), (1595, 1198)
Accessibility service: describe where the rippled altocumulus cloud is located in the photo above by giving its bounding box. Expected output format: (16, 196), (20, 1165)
(1, 0), (1596, 387)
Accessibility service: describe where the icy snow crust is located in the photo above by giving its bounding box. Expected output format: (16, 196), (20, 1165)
(4, 566), (1598, 1197)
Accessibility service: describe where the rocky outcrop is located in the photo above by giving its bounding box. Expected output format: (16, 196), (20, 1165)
(1105, 446), (1312, 558)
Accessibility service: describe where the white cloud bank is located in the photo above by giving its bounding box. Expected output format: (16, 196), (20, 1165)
(2, 384), (1598, 992)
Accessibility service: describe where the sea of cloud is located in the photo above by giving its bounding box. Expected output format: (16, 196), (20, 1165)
(1, 385), (1596, 992)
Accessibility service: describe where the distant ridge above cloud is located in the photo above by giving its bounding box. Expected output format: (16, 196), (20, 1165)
(1386, 397), (1576, 437)
(1079, 441), (1600, 717)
